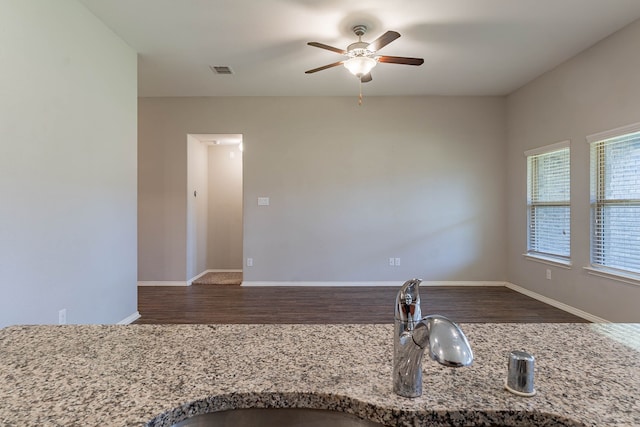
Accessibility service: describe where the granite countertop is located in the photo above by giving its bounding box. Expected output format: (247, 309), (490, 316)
(0, 323), (638, 426)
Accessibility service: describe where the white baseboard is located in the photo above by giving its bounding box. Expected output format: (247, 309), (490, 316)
(505, 282), (609, 323)
(117, 311), (140, 324)
(138, 281), (188, 286)
(420, 281), (506, 287)
(242, 281), (402, 287)
(241, 281), (506, 287)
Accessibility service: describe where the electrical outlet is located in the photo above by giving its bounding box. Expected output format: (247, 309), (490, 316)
(58, 309), (67, 325)
(246, 258), (253, 267)
(546, 269), (551, 280)
(389, 257), (395, 266)
(395, 258), (401, 266)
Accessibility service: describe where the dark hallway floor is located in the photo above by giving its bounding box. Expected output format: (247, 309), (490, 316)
(135, 285), (588, 324)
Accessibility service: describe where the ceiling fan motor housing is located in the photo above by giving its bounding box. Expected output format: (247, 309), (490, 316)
(349, 25), (375, 56)
(347, 41), (372, 57)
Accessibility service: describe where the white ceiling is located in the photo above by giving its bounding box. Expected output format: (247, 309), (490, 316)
(79, 0), (640, 97)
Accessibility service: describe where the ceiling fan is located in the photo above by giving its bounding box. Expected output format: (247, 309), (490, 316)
(305, 25), (424, 84)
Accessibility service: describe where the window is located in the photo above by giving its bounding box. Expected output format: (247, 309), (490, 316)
(588, 124), (640, 276)
(526, 141), (570, 262)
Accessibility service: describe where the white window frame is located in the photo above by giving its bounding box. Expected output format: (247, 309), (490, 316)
(524, 141), (571, 266)
(586, 122), (640, 285)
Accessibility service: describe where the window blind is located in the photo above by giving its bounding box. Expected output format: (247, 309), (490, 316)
(526, 144), (570, 260)
(590, 130), (640, 274)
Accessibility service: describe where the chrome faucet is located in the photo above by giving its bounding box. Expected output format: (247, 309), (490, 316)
(393, 279), (474, 397)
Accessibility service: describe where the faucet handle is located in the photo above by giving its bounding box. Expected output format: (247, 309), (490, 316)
(395, 279), (422, 324)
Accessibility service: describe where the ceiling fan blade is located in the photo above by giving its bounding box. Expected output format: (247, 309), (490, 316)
(305, 61), (345, 74)
(360, 73), (372, 83)
(367, 31), (400, 52)
(377, 56), (424, 66)
(307, 42), (346, 55)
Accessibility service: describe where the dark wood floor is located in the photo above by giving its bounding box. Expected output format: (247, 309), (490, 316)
(135, 285), (588, 324)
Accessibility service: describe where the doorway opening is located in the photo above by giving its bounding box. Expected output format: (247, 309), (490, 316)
(187, 134), (243, 285)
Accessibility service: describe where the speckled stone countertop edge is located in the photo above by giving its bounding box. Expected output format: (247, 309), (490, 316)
(0, 323), (638, 427)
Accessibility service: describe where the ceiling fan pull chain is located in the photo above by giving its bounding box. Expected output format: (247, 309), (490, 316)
(358, 79), (363, 106)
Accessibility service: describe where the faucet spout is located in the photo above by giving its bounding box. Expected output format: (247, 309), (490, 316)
(393, 279), (474, 398)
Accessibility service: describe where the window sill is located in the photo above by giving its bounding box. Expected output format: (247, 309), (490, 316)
(584, 266), (640, 287)
(523, 253), (572, 269)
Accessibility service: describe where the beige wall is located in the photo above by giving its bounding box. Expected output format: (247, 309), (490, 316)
(207, 145), (243, 270)
(138, 96), (507, 283)
(0, 0), (138, 326)
(506, 19), (640, 322)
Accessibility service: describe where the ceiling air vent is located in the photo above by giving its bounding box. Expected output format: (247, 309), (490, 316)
(210, 65), (233, 75)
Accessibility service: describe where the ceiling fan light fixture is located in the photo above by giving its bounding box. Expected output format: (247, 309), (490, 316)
(344, 57), (377, 77)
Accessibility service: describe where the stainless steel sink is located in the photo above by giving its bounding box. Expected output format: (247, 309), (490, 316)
(170, 408), (383, 426)
(167, 407), (581, 427)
